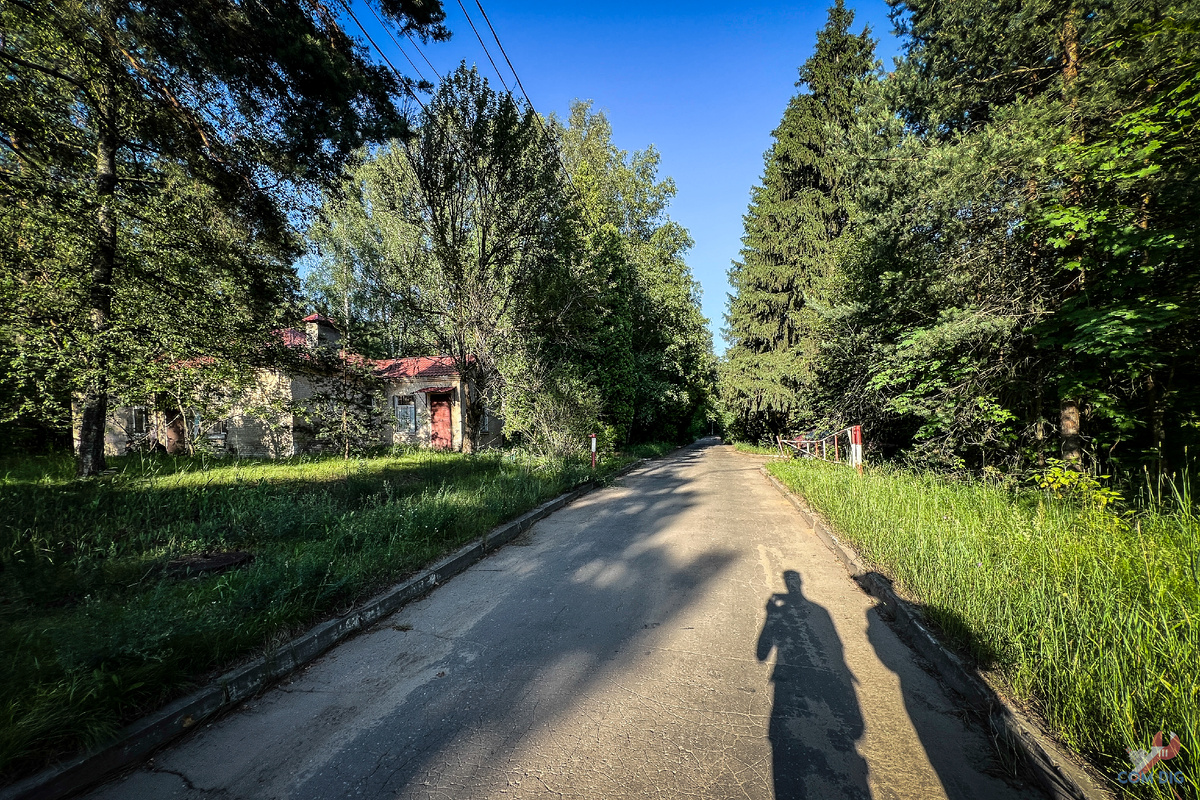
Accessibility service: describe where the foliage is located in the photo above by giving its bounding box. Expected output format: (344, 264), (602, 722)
(722, 0), (1200, 479)
(282, 345), (387, 460)
(309, 65), (580, 453)
(768, 458), (1198, 798)
(309, 90), (716, 455)
(555, 101), (717, 446)
(1032, 458), (1125, 510)
(732, 441), (782, 456)
(0, 0), (447, 474)
(722, 0), (876, 441)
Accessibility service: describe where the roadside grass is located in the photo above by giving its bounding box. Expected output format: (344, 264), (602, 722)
(0, 444), (658, 782)
(620, 441), (678, 460)
(732, 442), (780, 456)
(767, 459), (1198, 798)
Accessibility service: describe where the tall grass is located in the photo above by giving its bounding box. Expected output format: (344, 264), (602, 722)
(733, 442), (782, 456)
(767, 459), (1198, 798)
(0, 446), (642, 782)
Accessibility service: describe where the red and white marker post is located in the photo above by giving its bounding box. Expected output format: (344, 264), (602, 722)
(849, 425), (864, 475)
(589, 433), (597, 470)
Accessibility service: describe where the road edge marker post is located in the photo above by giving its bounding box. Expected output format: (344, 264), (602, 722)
(850, 425), (864, 475)
(589, 432), (597, 470)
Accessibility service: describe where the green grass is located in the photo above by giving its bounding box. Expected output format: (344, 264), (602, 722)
(733, 441), (782, 456)
(621, 441), (679, 460)
(767, 459), (1198, 797)
(0, 445), (655, 782)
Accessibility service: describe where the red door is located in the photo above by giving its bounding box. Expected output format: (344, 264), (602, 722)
(429, 393), (452, 449)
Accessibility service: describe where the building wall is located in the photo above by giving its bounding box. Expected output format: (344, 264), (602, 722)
(224, 369), (294, 458)
(98, 366), (502, 459)
(101, 404), (140, 456)
(383, 380), (454, 448)
(381, 380), (503, 450)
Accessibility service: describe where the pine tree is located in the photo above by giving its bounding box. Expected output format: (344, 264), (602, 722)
(723, 1), (875, 440)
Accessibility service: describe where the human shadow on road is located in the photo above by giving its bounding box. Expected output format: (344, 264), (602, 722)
(757, 570), (870, 800)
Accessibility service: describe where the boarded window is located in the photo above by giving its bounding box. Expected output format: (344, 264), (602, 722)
(392, 395), (416, 433)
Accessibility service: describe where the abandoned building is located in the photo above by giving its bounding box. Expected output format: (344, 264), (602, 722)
(97, 314), (502, 457)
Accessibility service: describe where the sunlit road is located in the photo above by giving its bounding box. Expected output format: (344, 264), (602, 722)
(89, 440), (1041, 800)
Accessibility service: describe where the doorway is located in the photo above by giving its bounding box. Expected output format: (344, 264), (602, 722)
(429, 393), (452, 450)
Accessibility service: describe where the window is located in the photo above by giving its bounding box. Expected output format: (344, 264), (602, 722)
(132, 407), (149, 436)
(391, 395), (416, 433)
(480, 407), (490, 434)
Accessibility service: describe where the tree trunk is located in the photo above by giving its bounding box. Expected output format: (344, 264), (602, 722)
(461, 384), (482, 454)
(77, 74), (119, 476)
(1147, 372), (1166, 478)
(1061, 8), (1080, 89)
(1060, 398), (1082, 466)
(1035, 384), (1047, 467)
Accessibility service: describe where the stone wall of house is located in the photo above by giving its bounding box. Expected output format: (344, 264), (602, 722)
(382, 380), (503, 450)
(96, 363), (502, 460)
(224, 370), (294, 458)
(101, 404), (141, 456)
(225, 415), (291, 458)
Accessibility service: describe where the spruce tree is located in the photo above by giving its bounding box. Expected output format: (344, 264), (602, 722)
(723, 0), (875, 440)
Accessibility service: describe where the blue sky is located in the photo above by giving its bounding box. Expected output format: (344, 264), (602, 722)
(354, 1), (904, 354)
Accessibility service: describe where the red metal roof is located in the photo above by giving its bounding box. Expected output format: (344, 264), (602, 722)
(373, 356), (460, 380)
(270, 331), (460, 382)
(303, 313), (338, 325)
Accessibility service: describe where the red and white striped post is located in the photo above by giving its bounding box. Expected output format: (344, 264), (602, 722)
(849, 425), (864, 475)
(589, 433), (597, 469)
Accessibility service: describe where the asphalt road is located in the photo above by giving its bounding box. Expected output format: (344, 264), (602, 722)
(88, 440), (1042, 799)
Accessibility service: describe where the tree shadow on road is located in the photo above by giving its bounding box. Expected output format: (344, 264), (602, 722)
(287, 440), (744, 799)
(756, 570), (870, 800)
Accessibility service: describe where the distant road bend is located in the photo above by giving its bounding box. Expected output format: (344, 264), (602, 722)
(90, 440), (1042, 800)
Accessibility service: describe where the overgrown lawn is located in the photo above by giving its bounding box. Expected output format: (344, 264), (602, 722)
(0, 446), (649, 781)
(767, 459), (1198, 797)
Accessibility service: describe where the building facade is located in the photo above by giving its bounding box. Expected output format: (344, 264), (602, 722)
(95, 315), (502, 457)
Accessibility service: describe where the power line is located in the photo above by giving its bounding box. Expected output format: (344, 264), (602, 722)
(336, 0), (427, 114)
(340, 0), (596, 228)
(364, 0), (430, 86)
(470, 0), (594, 225)
(405, 30), (442, 80)
(453, 0), (511, 94)
(472, 0), (534, 112)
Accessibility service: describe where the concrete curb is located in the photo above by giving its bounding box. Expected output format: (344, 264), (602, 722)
(2, 459), (648, 800)
(759, 466), (1115, 800)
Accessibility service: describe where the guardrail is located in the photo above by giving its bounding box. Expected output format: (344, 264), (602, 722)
(776, 425), (864, 475)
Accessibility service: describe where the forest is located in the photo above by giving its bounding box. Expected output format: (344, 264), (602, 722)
(0, 1), (715, 475)
(723, 0), (1200, 484)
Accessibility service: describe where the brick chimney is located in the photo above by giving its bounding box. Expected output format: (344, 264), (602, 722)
(303, 313), (341, 349)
